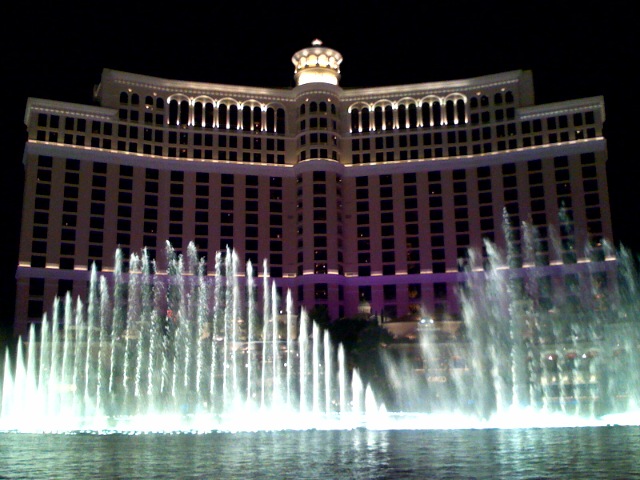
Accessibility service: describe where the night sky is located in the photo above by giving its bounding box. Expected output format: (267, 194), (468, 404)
(1, 2), (636, 333)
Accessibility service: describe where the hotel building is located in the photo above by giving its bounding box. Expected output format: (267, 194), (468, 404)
(14, 40), (613, 336)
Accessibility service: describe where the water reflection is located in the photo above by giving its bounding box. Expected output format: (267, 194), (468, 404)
(0, 427), (639, 479)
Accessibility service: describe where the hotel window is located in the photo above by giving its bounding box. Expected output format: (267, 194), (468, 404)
(380, 186), (393, 198)
(585, 193), (600, 207)
(582, 165), (597, 179)
(314, 283), (328, 300)
(381, 212), (394, 224)
(408, 284), (421, 300)
(59, 258), (74, 270)
(434, 283), (447, 299)
(405, 224), (418, 236)
(359, 286), (372, 302)
(28, 277), (45, 310)
(358, 266), (371, 276)
(357, 226), (370, 238)
(383, 285), (396, 301)
(37, 113), (48, 128)
(49, 115), (60, 128)
(573, 113), (583, 127)
(32, 239), (47, 254)
(33, 212), (48, 225)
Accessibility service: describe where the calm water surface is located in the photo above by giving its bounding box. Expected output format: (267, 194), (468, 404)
(1, 426), (639, 479)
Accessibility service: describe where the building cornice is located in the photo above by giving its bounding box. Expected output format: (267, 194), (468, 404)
(518, 96), (605, 121)
(98, 69), (532, 105)
(339, 70), (528, 101)
(100, 69), (295, 103)
(25, 98), (116, 124)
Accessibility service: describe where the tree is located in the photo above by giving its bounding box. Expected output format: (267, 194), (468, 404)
(328, 316), (395, 407)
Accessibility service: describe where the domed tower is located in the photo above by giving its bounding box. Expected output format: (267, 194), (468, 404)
(292, 40), (346, 321)
(291, 39), (343, 86)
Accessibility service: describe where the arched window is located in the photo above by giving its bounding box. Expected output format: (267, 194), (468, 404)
(242, 106), (252, 131)
(120, 92), (129, 104)
(432, 102), (441, 126)
(470, 97), (478, 108)
(361, 108), (370, 132)
(331, 104), (336, 114)
(421, 102), (431, 127)
(408, 104), (417, 128)
(456, 99), (466, 125)
(145, 96), (154, 106)
(505, 91), (514, 103)
(169, 100), (179, 125)
(384, 105), (393, 130)
(229, 105), (238, 129)
(267, 108), (275, 132)
(351, 108), (359, 132)
(205, 103), (214, 128)
(156, 97), (164, 109)
(300, 104), (306, 115)
(179, 100), (189, 126)
(310, 102), (318, 113)
(446, 100), (455, 125)
(398, 105), (407, 129)
(374, 106), (383, 131)
(131, 93), (139, 105)
(253, 106), (261, 131)
(218, 104), (227, 128)
(480, 95), (489, 107)
(319, 102), (327, 112)
(276, 108), (285, 134)
(194, 102), (204, 127)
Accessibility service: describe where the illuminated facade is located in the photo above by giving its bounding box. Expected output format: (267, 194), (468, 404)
(14, 40), (614, 336)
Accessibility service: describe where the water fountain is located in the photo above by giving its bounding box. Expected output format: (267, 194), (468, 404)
(380, 224), (640, 429)
(0, 243), (383, 433)
(1, 227), (639, 433)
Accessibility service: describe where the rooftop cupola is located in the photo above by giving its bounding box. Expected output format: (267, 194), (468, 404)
(291, 39), (343, 86)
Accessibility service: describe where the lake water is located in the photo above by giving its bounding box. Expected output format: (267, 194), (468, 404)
(1, 426), (639, 479)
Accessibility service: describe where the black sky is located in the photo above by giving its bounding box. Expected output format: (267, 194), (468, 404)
(1, 1), (637, 332)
